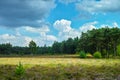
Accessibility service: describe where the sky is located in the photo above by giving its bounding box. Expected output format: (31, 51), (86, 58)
(0, 0), (120, 46)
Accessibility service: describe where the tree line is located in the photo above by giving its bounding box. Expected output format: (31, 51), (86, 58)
(0, 37), (78, 55)
(0, 27), (120, 57)
(77, 27), (120, 58)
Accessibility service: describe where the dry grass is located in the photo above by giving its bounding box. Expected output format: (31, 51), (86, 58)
(0, 55), (120, 80)
(0, 55), (119, 67)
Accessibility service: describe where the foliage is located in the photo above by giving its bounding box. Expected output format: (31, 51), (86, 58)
(77, 27), (120, 58)
(93, 51), (102, 58)
(79, 51), (86, 58)
(0, 43), (12, 54)
(117, 44), (120, 56)
(29, 40), (37, 54)
(52, 37), (78, 54)
(15, 62), (25, 76)
(102, 49), (107, 58)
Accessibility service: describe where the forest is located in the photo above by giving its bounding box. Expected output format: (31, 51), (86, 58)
(0, 27), (120, 58)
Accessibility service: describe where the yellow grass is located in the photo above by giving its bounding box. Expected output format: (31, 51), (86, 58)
(0, 55), (120, 80)
(0, 55), (119, 67)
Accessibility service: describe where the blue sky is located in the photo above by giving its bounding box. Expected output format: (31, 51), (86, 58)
(0, 0), (120, 46)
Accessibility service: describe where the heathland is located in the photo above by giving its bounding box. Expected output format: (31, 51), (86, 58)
(0, 55), (120, 80)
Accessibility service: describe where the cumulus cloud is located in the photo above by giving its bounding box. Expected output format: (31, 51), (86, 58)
(79, 21), (97, 32)
(76, 0), (120, 13)
(0, 34), (31, 46)
(54, 19), (72, 32)
(0, 33), (57, 47)
(53, 19), (99, 41)
(0, 24), (57, 46)
(0, 0), (56, 27)
(53, 19), (80, 41)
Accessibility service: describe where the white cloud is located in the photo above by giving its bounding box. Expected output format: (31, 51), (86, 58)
(113, 22), (119, 27)
(0, 24), (57, 46)
(0, 33), (57, 47)
(101, 22), (119, 28)
(24, 37), (32, 46)
(16, 25), (51, 37)
(46, 35), (57, 41)
(23, 26), (57, 45)
(76, 0), (120, 13)
(100, 24), (110, 28)
(53, 19), (80, 41)
(79, 21), (97, 32)
(0, 34), (30, 46)
(0, 34), (16, 40)
(53, 19), (99, 41)
(23, 25), (50, 34)
(53, 19), (72, 32)
(30, 34), (57, 46)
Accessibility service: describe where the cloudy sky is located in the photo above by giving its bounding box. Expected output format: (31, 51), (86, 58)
(0, 0), (120, 46)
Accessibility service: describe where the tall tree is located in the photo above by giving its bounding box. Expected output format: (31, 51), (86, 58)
(77, 27), (120, 58)
(29, 40), (37, 54)
(52, 41), (61, 54)
(0, 43), (12, 54)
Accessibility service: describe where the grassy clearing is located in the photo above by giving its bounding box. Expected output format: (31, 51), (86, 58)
(0, 55), (120, 80)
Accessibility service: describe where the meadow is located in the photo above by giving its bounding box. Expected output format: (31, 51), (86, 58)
(0, 55), (120, 80)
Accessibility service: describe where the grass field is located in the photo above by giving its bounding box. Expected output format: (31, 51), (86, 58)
(0, 55), (120, 80)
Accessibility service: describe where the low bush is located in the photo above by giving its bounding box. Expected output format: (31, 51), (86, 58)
(15, 62), (25, 76)
(93, 51), (102, 58)
(80, 51), (86, 58)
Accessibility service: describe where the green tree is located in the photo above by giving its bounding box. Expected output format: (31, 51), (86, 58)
(0, 43), (12, 55)
(77, 27), (120, 58)
(52, 41), (61, 54)
(117, 44), (120, 56)
(29, 40), (37, 54)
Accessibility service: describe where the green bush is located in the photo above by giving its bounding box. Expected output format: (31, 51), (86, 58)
(93, 51), (102, 58)
(80, 51), (86, 58)
(15, 62), (25, 76)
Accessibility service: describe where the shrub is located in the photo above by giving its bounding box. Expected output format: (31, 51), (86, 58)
(80, 51), (86, 58)
(93, 51), (102, 58)
(15, 62), (25, 76)
(86, 53), (93, 58)
(117, 44), (120, 56)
